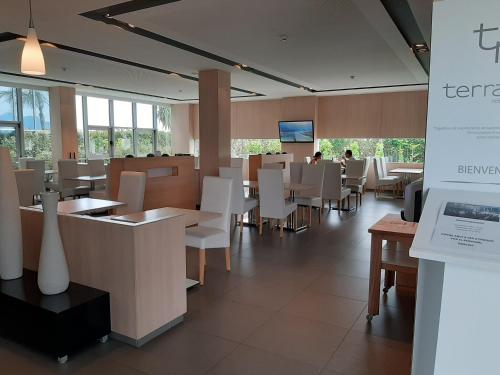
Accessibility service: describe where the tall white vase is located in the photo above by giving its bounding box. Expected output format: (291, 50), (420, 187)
(0, 148), (23, 280)
(38, 192), (69, 295)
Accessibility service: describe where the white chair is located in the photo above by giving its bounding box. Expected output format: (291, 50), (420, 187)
(88, 159), (105, 176)
(373, 158), (402, 198)
(295, 164), (325, 226)
(362, 157), (371, 192)
(345, 159), (366, 208)
(263, 163), (283, 170)
(230, 158), (243, 168)
(185, 176), (233, 286)
(219, 167), (258, 234)
(14, 169), (36, 206)
(57, 159), (91, 199)
(304, 156), (311, 164)
(19, 157), (34, 169)
(322, 162), (351, 211)
(258, 169), (297, 238)
(26, 160), (46, 198)
(290, 162), (304, 184)
(114, 171), (146, 215)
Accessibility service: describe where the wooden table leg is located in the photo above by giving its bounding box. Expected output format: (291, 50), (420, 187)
(367, 234), (382, 321)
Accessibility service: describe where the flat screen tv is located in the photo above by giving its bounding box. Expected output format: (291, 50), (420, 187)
(278, 120), (314, 143)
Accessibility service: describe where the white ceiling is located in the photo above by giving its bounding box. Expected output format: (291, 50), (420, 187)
(0, 0), (431, 103)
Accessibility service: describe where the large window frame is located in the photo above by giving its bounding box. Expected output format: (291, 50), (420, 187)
(77, 94), (170, 160)
(0, 85), (51, 163)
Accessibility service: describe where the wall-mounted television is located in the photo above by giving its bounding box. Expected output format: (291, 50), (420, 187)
(278, 120), (314, 143)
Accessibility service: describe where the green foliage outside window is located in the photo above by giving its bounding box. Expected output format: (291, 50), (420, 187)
(231, 139), (282, 157)
(319, 138), (425, 163)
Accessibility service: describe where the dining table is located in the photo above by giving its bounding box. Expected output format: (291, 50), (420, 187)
(65, 175), (106, 190)
(389, 168), (423, 185)
(31, 197), (126, 215)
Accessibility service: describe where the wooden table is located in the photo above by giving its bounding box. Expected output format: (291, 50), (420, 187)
(65, 175), (106, 190)
(112, 207), (221, 227)
(31, 198), (126, 215)
(367, 214), (418, 321)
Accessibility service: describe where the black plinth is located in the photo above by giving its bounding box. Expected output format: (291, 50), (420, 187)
(0, 269), (110, 362)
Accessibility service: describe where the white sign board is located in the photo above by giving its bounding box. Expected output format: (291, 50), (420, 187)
(424, 0), (500, 193)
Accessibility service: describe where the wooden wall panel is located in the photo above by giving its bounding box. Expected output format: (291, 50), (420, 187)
(381, 91), (428, 138)
(318, 94), (383, 138)
(109, 156), (197, 210)
(190, 90), (428, 141)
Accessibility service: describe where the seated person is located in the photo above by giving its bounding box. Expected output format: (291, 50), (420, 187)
(311, 151), (322, 165)
(340, 150), (355, 167)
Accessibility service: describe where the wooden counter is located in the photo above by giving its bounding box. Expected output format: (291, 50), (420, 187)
(20, 208), (187, 347)
(108, 156), (198, 210)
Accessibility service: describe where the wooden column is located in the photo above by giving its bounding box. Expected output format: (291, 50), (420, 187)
(49, 87), (78, 165)
(198, 70), (231, 181)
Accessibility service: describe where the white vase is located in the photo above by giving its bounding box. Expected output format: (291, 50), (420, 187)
(0, 148), (23, 280)
(38, 192), (69, 295)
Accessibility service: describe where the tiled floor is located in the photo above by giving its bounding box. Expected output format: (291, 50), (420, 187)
(0, 193), (415, 375)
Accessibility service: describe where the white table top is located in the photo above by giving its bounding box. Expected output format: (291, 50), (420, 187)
(65, 175), (106, 182)
(45, 169), (58, 174)
(243, 180), (315, 192)
(31, 198), (126, 215)
(390, 168), (423, 174)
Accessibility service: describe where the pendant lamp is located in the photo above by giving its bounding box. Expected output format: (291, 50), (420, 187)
(21, 0), (46, 75)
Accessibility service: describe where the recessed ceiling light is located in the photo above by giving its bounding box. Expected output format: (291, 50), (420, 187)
(128, 23), (135, 28)
(280, 35), (288, 42)
(169, 72), (180, 78)
(241, 64), (248, 68)
(350, 75), (356, 79)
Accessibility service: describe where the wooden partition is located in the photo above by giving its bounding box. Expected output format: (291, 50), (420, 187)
(108, 156), (198, 209)
(20, 208), (187, 346)
(248, 153), (294, 182)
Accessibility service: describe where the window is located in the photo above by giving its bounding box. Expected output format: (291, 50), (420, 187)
(88, 128), (109, 158)
(87, 97), (109, 126)
(22, 89), (52, 166)
(319, 138), (425, 163)
(137, 103), (153, 129)
(156, 104), (172, 155)
(75, 95), (171, 159)
(0, 126), (18, 159)
(76, 95), (86, 160)
(0, 86), (18, 121)
(0, 85), (53, 165)
(231, 139), (282, 158)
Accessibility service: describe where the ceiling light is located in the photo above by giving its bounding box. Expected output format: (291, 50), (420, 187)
(21, 0), (46, 75)
(412, 43), (429, 53)
(241, 64), (248, 68)
(234, 64), (242, 70)
(169, 73), (180, 78)
(280, 35), (288, 42)
(128, 23), (135, 28)
(40, 42), (57, 48)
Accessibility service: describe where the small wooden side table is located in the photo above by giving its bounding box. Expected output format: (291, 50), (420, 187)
(367, 214), (418, 321)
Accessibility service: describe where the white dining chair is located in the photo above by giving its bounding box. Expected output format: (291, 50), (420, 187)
(362, 157), (371, 192)
(290, 162), (304, 184)
(26, 160), (46, 198)
(258, 169), (297, 238)
(263, 163), (283, 170)
(185, 176), (233, 285)
(57, 159), (91, 199)
(230, 158), (244, 168)
(294, 164), (325, 226)
(18, 157), (34, 169)
(14, 169), (37, 206)
(373, 158), (401, 198)
(88, 159), (105, 176)
(322, 162), (351, 211)
(114, 171), (146, 215)
(219, 167), (258, 233)
(345, 159), (366, 208)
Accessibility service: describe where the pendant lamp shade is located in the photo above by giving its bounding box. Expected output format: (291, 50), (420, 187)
(21, 27), (46, 75)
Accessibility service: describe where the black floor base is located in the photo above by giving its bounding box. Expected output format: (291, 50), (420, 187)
(0, 269), (111, 362)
